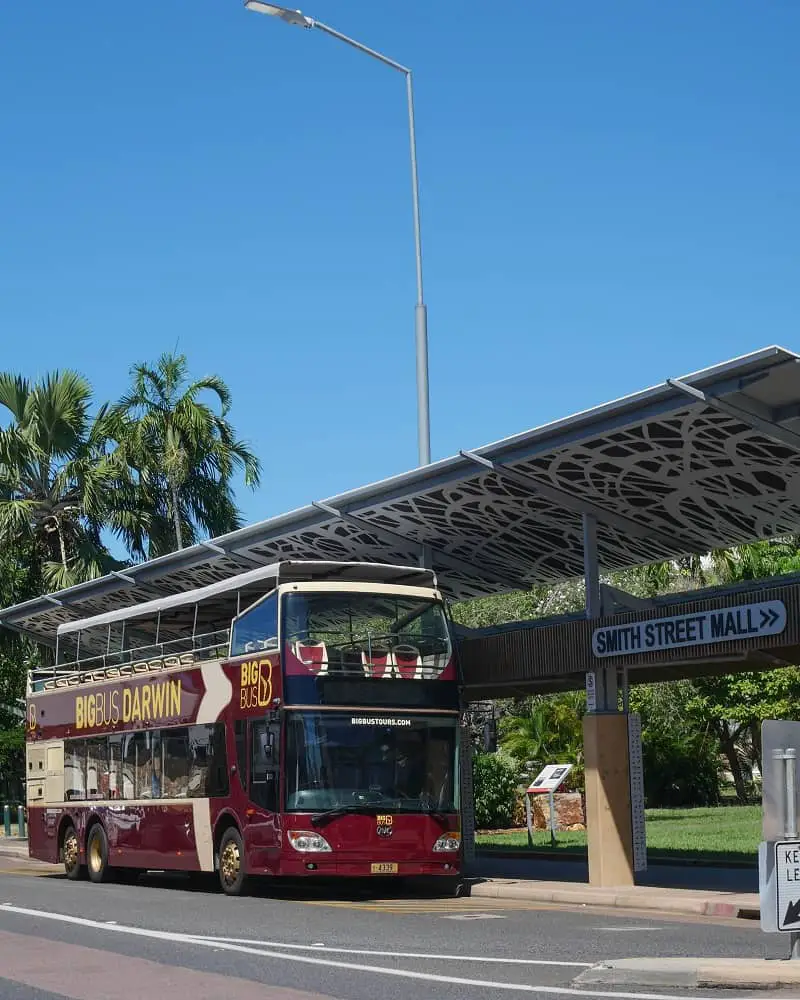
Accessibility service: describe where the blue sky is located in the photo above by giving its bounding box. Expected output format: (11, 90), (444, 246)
(2, 1), (798, 532)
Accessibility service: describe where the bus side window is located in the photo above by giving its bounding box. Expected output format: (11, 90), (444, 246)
(231, 593), (278, 656)
(64, 741), (86, 801)
(234, 720), (247, 791)
(186, 724), (229, 798)
(250, 719), (277, 812)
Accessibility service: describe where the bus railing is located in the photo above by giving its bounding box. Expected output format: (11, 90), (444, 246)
(28, 628), (231, 693)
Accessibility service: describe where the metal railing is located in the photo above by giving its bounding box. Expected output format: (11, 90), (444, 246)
(28, 628), (231, 693)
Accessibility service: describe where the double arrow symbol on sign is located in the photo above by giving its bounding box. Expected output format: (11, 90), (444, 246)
(760, 608), (781, 628)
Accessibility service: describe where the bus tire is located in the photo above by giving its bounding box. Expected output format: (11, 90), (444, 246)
(62, 823), (84, 881)
(86, 824), (111, 884)
(218, 827), (247, 896)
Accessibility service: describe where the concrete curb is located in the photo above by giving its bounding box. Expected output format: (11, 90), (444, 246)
(575, 957), (800, 991)
(468, 879), (760, 920)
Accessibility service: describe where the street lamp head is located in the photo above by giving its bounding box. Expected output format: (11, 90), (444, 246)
(244, 1), (314, 28)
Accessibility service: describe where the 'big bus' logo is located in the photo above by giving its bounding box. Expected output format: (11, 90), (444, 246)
(240, 658), (272, 710)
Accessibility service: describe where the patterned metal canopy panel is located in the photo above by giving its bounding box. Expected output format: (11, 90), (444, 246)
(4, 345), (800, 643)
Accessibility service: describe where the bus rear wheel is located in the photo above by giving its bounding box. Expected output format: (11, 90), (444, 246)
(86, 824), (111, 884)
(62, 824), (84, 881)
(218, 828), (247, 896)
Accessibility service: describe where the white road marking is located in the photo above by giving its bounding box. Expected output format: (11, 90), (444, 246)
(0, 903), (755, 1000)
(441, 913), (506, 921)
(188, 934), (593, 966)
(593, 927), (662, 933)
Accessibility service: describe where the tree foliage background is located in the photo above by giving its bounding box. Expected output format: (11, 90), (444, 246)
(0, 355), (257, 801)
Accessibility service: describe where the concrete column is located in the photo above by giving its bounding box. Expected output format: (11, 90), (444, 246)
(583, 712), (635, 886)
(581, 512), (634, 887)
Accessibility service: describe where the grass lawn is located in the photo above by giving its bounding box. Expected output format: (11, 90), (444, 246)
(476, 805), (761, 864)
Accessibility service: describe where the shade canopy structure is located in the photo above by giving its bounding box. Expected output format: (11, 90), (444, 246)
(4, 345), (800, 646)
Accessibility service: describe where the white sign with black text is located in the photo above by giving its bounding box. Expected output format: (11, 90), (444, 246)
(592, 601), (786, 658)
(527, 763), (573, 794)
(775, 841), (800, 931)
(585, 672), (597, 713)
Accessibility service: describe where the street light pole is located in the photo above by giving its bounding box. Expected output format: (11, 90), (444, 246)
(244, 2), (431, 466)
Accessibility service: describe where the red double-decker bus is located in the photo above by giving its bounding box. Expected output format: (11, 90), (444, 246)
(25, 561), (462, 894)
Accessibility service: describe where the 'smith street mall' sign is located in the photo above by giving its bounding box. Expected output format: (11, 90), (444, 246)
(592, 600), (786, 658)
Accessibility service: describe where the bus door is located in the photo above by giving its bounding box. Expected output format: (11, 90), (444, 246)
(243, 715), (281, 870)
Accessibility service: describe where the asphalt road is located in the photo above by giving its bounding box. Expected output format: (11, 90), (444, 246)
(0, 857), (789, 1000)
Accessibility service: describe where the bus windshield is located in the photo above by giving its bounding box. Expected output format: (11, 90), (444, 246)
(283, 591), (452, 676)
(285, 712), (458, 814)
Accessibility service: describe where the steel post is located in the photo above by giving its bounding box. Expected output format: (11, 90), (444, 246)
(305, 19), (431, 467)
(525, 791), (533, 848)
(582, 513), (601, 620)
(786, 748), (797, 839)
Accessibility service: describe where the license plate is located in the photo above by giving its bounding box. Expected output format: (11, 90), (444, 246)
(370, 862), (398, 874)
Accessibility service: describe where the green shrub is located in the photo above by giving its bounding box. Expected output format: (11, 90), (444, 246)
(632, 682), (722, 808)
(473, 752), (519, 829)
(641, 727), (721, 808)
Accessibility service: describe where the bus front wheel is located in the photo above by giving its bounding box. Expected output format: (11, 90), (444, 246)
(62, 824), (84, 881)
(86, 824), (111, 884)
(218, 827), (247, 896)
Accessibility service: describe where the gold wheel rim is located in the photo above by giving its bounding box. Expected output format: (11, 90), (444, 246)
(63, 832), (79, 872)
(88, 836), (102, 874)
(220, 841), (240, 886)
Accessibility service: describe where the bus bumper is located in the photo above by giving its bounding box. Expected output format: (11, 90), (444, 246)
(275, 858), (460, 877)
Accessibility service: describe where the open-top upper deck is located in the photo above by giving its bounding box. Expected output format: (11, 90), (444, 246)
(31, 560), (440, 693)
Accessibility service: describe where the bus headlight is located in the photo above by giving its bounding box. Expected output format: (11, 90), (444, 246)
(288, 830), (332, 853)
(432, 832), (461, 852)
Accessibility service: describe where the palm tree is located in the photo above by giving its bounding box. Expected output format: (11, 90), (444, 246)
(499, 692), (586, 789)
(112, 353), (261, 556)
(0, 371), (134, 590)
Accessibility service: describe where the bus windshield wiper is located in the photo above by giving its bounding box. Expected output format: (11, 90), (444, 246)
(311, 804), (380, 827)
